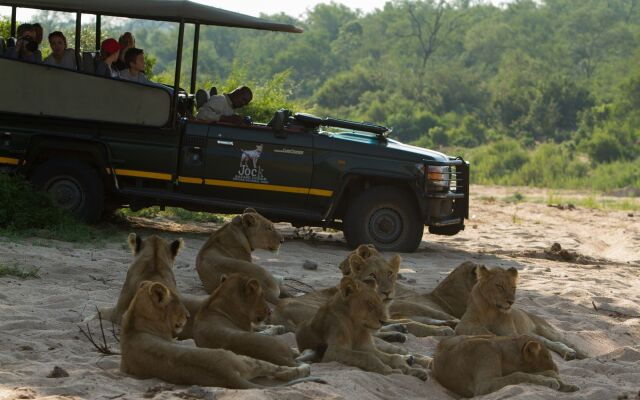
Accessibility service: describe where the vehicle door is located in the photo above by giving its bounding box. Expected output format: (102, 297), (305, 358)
(202, 124), (314, 209)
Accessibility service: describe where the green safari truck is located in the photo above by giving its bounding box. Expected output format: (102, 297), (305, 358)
(0, 0), (469, 252)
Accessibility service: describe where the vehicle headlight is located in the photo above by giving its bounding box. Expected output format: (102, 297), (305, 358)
(427, 165), (450, 190)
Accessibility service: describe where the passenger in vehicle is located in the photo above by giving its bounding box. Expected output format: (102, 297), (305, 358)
(33, 23), (44, 46)
(95, 38), (120, 78)
(118, 48), (151, 83)
(5, 23), (42, 63)
(43, 31), (77, 70)
(113, 32), (135, 71)
(196, 86), (253, 124)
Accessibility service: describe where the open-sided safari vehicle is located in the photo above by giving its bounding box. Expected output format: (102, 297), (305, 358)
(0, 0), (469, 252)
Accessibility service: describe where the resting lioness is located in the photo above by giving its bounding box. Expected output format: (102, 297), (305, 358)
(120, 281), (311, 388)
(432, 335), (579, 397)
(296, 276), (430, 380)
(90, 233), (204, 340)
(196, 209), (284, 303)
(193, 273), (298, 366)
(455, 266), (584, 360)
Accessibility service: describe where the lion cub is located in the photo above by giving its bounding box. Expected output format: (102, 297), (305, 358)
(196, 209), (284, 303)
(120, 281), (311, 389)
(455, 266), (584, 360)
(193, 273), (298, 366)
(432, 335), (579, 397)
(296, 276), (430, 380)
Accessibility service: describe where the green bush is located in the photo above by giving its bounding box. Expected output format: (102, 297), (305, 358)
(464, 139), (529, 185)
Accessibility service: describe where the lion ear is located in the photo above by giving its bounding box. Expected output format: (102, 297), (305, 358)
(356, 244), (373, 259)
(128, 233), (142, 255)
(340, 277), (360, 299)
(338, 257), (352, 276)
(243, 208), (257, 214)
(170, 238), (184, 258)
(522, 340), (543, 361)
(389, 254), (401, 273)
(476, 265), (490, 280)
(349, 254), (366, 274)
(242, 213), (257, 228)
(245, 279), (261, 296)
(219, 274), (228, 284)
(507, 267), (518, 278)
(148, 282), (171, 306)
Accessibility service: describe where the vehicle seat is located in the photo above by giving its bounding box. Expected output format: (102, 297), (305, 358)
(81, 51), (97, 74)
(0, 37), (5, 56)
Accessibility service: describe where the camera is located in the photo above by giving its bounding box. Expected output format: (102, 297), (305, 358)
(21, 35), (39, 52)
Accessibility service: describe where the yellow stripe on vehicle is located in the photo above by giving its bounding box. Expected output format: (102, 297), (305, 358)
(204, 178), (333, 197)
(114, 169), (172, 181)
(0, 157), (19, 165)
(178, 176), (203, 184)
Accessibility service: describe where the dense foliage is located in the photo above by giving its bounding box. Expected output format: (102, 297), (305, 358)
(4, 0), (640, 190)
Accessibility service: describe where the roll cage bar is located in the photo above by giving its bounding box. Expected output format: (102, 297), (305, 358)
(1, 0), (302, 127)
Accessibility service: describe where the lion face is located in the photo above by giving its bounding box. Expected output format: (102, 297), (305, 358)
(240, 209), (284, 252)
(218, 273), (271, 324)
(340, 276), (389, 331)
(520, 336), (558, 373)
(126, 281), (189, 338)
(475, 266), (518, 313)
(347, 249), (400, 301)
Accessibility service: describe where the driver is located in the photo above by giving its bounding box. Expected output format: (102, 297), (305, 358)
(196, 85), (252, 124)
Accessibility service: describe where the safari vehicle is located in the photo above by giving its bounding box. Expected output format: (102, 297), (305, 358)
(0, 0), (469, 252)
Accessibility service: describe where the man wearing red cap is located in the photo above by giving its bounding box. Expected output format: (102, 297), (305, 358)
(95, 38), (120, 78)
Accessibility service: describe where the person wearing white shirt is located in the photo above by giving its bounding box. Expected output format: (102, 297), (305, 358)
(43, 31), (77, 70)
(196, 86), (253, 124)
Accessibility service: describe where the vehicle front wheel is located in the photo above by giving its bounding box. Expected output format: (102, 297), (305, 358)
(343, 186), (424, 252)
(31, 159), (104, 223)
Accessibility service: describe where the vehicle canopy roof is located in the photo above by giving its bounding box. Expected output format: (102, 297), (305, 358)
(0, 0), (302, 33)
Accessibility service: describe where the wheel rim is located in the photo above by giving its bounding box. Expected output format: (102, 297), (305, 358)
(45, 175), (85, 213)
(368, 207), (403, 244)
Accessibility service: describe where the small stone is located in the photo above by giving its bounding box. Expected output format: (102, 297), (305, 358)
(628, 213), (634, 218)
(302, 260), (318, 271)
(47, 366), (69, 378)
(550, 243), (562, 252)
(184, 386), (207, 399)
(616, 394), (628, 400)
(19, 345), (34, 351)
(472, 224), (478, 229)
(406, 278), (416, 284)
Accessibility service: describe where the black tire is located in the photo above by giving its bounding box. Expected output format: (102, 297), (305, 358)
(343, 186), (424, 252)
(31, 159), (104, 223)
(429, 224), (464, 236)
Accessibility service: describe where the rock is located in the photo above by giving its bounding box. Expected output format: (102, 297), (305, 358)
(550, 242), (562, 252)
(47, 366), (69, 378)
(472, 224), (478, 229)
(19, 345), (34, 351)
(628, 213), (634, 218)
(302, 260), (318, 271)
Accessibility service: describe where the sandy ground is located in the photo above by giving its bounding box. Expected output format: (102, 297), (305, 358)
(1, 185), (639, 400)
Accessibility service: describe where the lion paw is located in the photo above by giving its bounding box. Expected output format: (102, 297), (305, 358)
(562, 349), (577, 361)
(411, 354), (432, 369)
(406, 367), (429, 381)
(540, 377), (561, 390)
(378, 332), (407, 343)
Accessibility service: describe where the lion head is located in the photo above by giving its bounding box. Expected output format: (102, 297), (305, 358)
(122, 281), (189, 339)
(232, 208), (283, 252)
(346, 248), (401, 301)
(339, 276), (389, 331)
(518, 335), (558, 373)
(206, 273), (270, 325)
(473, 266), (518, 313)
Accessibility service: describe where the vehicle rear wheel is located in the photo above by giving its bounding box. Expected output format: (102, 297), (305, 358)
(343, 186), (424, 252)
(31, 159), (104, 223)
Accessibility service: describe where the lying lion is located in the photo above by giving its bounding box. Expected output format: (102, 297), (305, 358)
(193, 273), (298, 367)
(273, 246), (452, 339)
(97, 233), (183, 325)
(196, 209), (284, 303)
(455, 266), (585, 360)
(432, 335), (579, 397)
(296, 276), (430, 380)
(120, 281), (312, 388)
